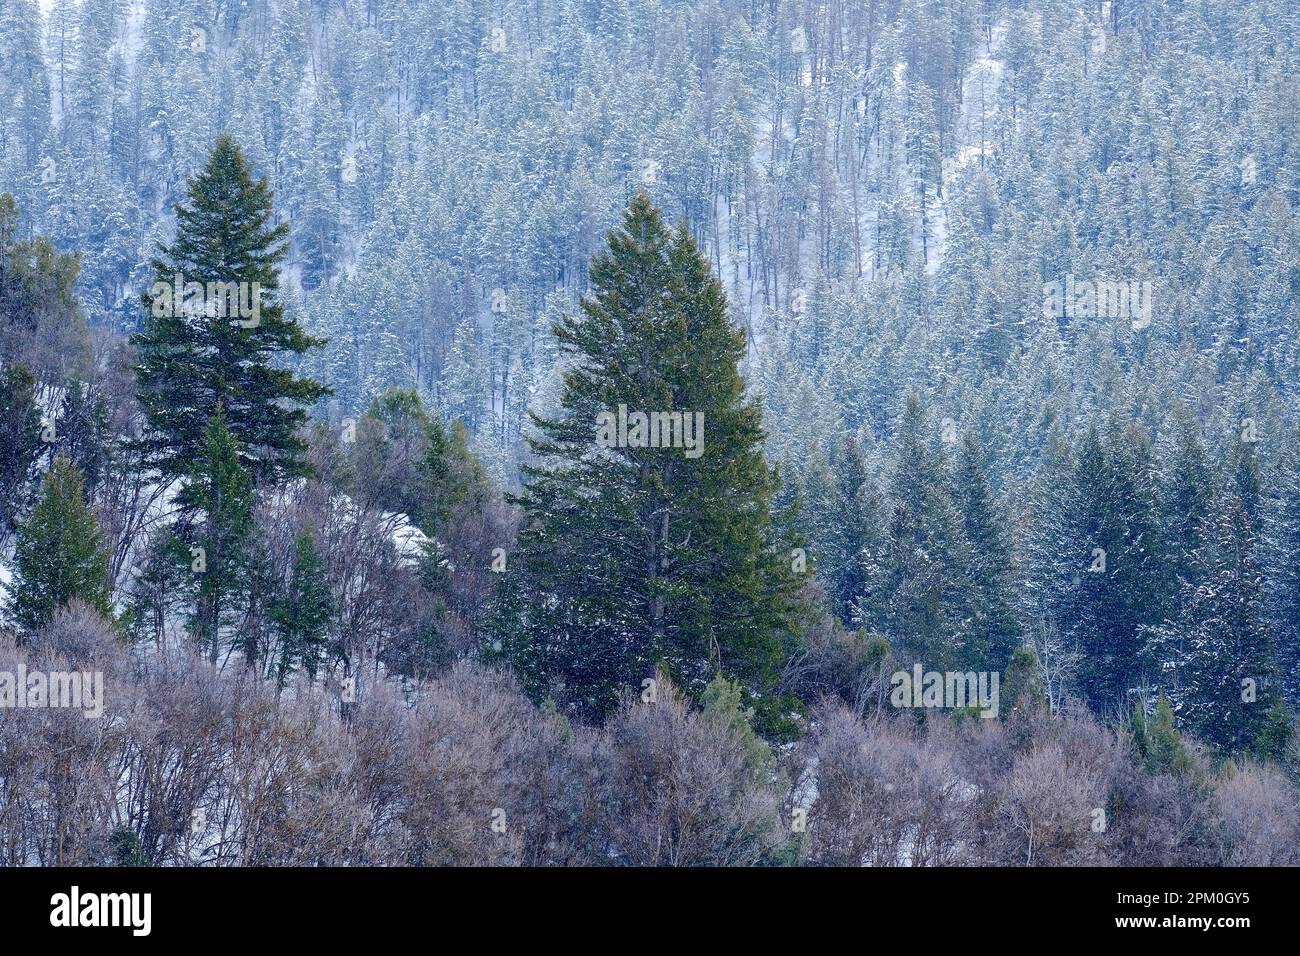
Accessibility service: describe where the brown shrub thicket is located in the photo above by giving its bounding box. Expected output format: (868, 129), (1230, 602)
(1, 625), (1297, 866)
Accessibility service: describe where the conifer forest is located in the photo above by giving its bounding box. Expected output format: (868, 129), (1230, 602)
(1, 0), (1299, 870)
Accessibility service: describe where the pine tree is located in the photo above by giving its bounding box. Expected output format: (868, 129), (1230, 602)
(179, 405), (254, 664)
(0, 192), (90, 388)
(1264, 433), (1300, 705)
(1161, 408), (1215, 595)
(351, 387), (438, 516)
(133, 133), (328, 488)
(108, 827), (149, 868)
(126, 527), (189, 647)
(700, 671), (774, 778)
(1227, 420), (1263, 524)
(1002, 644), (1047, 719)
(1059, 423), (1165, 714)
(0, 361), (42, 542)
(1150, 497), (1280, 754)
(1132, 693), (1194, 776)
(442, 316), (487, 433)
(954, 430), (1021, 669)
(875, 392), (975, 670)
(822, 434), (885, 624)
(55, 378), (111, 494)
(1021, 422), (1075, 629)
(350, 387), (486, 535)
(1251, 697), (1294, 764)
(505, 192), (800, 718)
(271, 530), (334, 688)
(6, 454), (113, 634)
(419, 417), (485, 535)
(482, 569), (545, 701)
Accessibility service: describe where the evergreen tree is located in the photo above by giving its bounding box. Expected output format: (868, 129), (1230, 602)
(505, 192), (800, 718)
(0, 192), (90, 388)
(351, 388), (439, 516)
(482, 568), (545, 701)
(0, 361), (42, 541)
(271, 530), (334, 688)
(1132, 693), (1194, 776)
(126, 526), (189, 647)
(822, 435), (885, 625)
(55, 378), (111, 494)
(179, 405), (254, 664)
(350, 387), (487, 535)
(954, 430), (1020, 668)
(1264, 433), (1300, 704)
(1058, 423), (1165, 714)
(1002, 644), (1047, 719)
(1161, 408), (1215, 594)
(1227, 420), (1263, 524)
(441, 317), (487, 434)
(700, 671), (774, 778)
(1021, 422), (1075, 629)
(133, 133), (328, 488)
(1150, 497), (1280, 754)
(107, 827), (149, 868)
(875, 392), (975, 670)
(6, 454), (113, 633)
(1251, 697), (1294, 765)
(419, 417), (485, 535)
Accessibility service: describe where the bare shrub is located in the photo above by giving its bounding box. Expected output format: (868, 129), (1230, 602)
(800, 707), (972, 866)
(983, 737), (1113, 866)
(396, 663), (542, 865)
(29, 599), (124, 673)
(119, 651), (231, 865)
(590, 675), (781, 866)
(0, 634), (129, 864)
(205, 676), (374, 865)
(1215, 762), (1300, 866)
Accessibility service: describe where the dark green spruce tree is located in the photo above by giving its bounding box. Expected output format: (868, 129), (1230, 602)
(6, 454), (114, 634)
(0, 362), (42, 541)
(180, 406), (254, 664)
(134, 133), (328, 487)
(503, 192), (801, 718)
(823, 434), (886, 625)
(1058, 422), (1165, 715)
(1160, 408), (1215, 597)
(271, 530), (334, 688)
(1227, 412), (1263, 525)
(1131, 693), (1194, 776)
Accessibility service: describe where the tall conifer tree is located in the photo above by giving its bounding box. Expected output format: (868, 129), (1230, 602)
(1149, 497), (1279, 753)
(875, 393), (974, 670)
(134, 133), (327, 487)
(505, 192), (799, 718)
(954, 430), (1020, 669)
